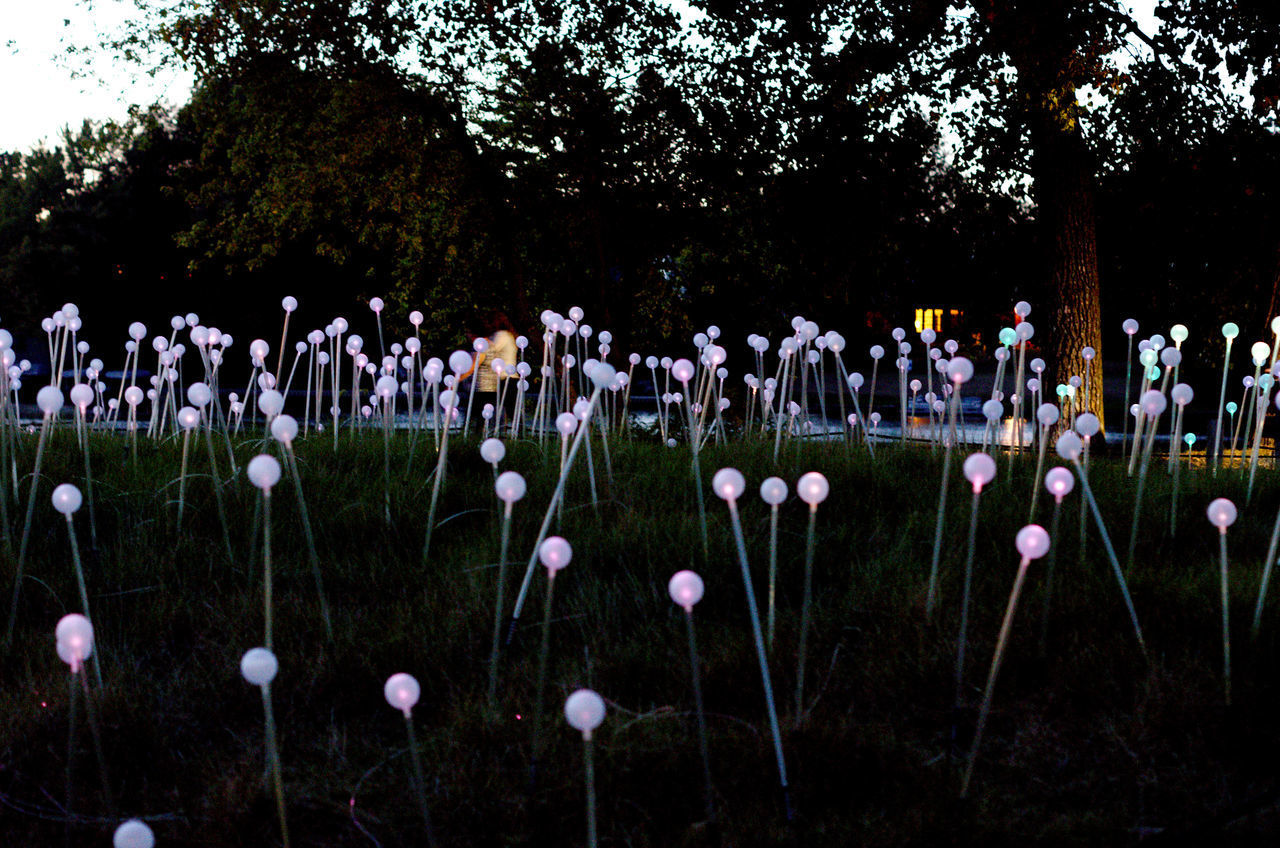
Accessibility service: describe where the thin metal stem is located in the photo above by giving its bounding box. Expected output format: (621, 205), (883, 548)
(1072, 460), (1148, 661)
(508, 386), (603, 639)
(5, 414), (50, 645)
(530, 571), (557, 778)
(767, 504), (779, 652)
(1213, 339), (1233, 472)
(954, 489), (982, 711)
(65, 518), (103, 690)
(404, 715), (438, 846)
(421, 402), (454, 563)
(78, 666), (115, 817)
(261, 684), (290, 848)
(584, 733), (598, 848)
(284, 445), (333, 643)
(684, 609), (715, 824)
(1038, 498), (1064, 656)
(1250, 501), (1280, 637)
(725, 499), (791, 819)
(204, 412), (234, 562)
(926, 388), (960, 618)
(795, 506), (817, 726)
(961, 557), (1031, 797)
(263, 492), (273, 651)
(488, 504), (513, 714)
(1220, 530), (1232, 706)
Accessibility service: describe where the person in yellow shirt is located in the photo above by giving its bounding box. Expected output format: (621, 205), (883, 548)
(459, 311), (519, 405)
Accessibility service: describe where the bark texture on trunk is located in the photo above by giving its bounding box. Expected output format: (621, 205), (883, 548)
(1030, 105), (1105, 432)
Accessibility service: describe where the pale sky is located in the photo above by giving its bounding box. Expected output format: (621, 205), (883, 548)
(0, 1), (1159, 156)
(0, 0), (192, 153)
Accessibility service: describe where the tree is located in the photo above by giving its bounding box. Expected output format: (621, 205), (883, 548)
(96, 1), (706, 344)
(0, 111), (197, 340)
(94, 0), (1280, 388)
(683, 0), (1280, 428)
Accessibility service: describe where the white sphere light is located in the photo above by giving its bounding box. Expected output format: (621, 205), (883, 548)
(383, 672), (420, 715)
(1044, 467), (1075, 498)
(1141, 390), (1167, 416)
(1037, 403), (1060, 427)
(36, 386), (64, 415)
(539, 536), (572, 572)
(258, 389), (284, 417)
(564, 688), (605, 735)
(1056, 431), (1083, 461)
(240, 647), (278, 686)
(948, 357), (974, 384)
(1223, 322), (1240, 339)
(495, 471), (526, 504)
(1171, 383), (1194, 406)
(1171, 324), (1189, 343)
(449, 350), (473, 375)
(178, 406), (200, 430)
(1075, 413), (1101, 438)
(113, 819), (155, 848)
(1015, 524), (1051, 559)
(668, 570), (705, 610)
(590, 362), (616, 389)
(1123, 318), (1139, 335)
(480, 438), (505, 465)
(55, 613), (94, 667)
(555, 412), (577, 436)
(247, 454), (282, 491)
(1207, 497), (1238, 530)
(671, 359), (695, 383)
(712, 467), (746, 501)
(187, 383), (211, 407)
(70, 383), (93, 409)
(760, 476), (787, 506)
(796, 471), (829, 506)
(963, 453), (996, 489)
(51, 483), (82, 515)
(271, 414), (298, 443)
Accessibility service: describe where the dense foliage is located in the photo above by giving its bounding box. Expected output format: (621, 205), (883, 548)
(1, 1), (1278, 356)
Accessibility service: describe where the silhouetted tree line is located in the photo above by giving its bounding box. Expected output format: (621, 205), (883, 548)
(1, 1), (1278, 392)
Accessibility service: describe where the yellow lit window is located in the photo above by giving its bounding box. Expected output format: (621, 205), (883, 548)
(915, 308), (943, 333)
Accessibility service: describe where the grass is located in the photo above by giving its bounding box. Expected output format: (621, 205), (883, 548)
(4, 424), (1280, 845)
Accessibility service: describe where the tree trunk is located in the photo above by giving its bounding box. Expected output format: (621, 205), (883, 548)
(1030, 106), (1105, 432)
